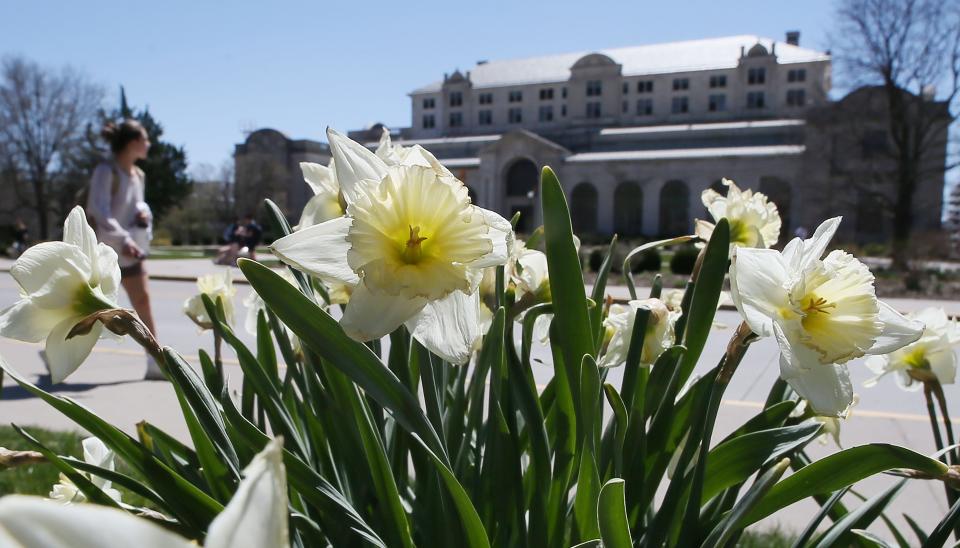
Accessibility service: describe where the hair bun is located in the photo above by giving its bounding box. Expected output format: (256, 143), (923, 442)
(100, 121), (118, 141)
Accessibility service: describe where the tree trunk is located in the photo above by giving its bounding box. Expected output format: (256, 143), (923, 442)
(31, 172), (49, 240)
(890, 166), (915, 271)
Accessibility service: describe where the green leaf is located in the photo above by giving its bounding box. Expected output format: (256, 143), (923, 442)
(703, 457), (791, 547)
(903, 514), (929, 545)
(602, 384), (628, 477)
(411, 434), (491, 548)
(590, 235), (618, 348)
(0, 360), (222, 533)
(676, 218), (729, 387)
(540, 166), (594, 386)
(61, 456), (168, 511)
(813, 480), (906, 548)
(718, 400), (798, 444)
(14, 425), (122, 508)
(238, 258), (448, 464)
(702, 422), (823, 503)
(852, 529), (896, 548)
(742, 444), (949, 526)
(573, 446), (601, 541)
(597, 479), (632, 548)
(790, 486), (852, 548)
(922, 494), (960, 548)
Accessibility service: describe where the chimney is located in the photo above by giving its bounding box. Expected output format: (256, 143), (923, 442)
(786, 31), (800, 46)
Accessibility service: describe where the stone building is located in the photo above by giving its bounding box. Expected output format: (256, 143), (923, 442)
(236, 33), (947, 243)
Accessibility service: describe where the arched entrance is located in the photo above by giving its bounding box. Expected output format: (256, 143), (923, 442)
(614, 181), (643, 237)
(570, 182), (598, 234)
(504, 159), (539, 233)
(659, 180), (690, 236)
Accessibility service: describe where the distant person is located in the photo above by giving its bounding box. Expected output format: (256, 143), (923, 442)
(215, 218), (246, 265)
(241, 214), (262, 261)
(7, 217), (28, 258)
(87, 119), (162, 380)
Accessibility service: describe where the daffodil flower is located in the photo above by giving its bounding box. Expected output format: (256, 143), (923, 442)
(49, 437), (121, 505)
(296, 160), (345, 230)
(0, 438), (289, 548)
(0, 206), (120, 382)
(599, 298), (677, 368)
(865, 307), (960, 391)
(730, 217), (923, 416)
(271, 129), (512, 364)
(695, 178), (781, 251)
(183, 270), (236, 330)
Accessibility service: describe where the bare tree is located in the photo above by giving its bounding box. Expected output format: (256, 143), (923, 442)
(0, 56), (102, 239)
(834, 0), (960, 269)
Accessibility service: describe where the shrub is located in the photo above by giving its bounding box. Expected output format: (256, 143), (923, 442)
(588, 248), (604, 272)
(631, 248), (662, 272)
(670, 244), (700, 274)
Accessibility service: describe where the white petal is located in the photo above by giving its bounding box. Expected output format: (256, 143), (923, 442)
(327, 127), (388, 203)
(340, 283), (427, 341)
(729, 248), (790, 338)
(62, 207), (100, 283)
(206, 438), (289, 548)
(300, 162), (337, 196)
(785, 217), (841, 271)
(10, 242), (90, 297)
(270, 217), (360, 286)
(866, 301), (924, 355)
(928, 347), (957, 385)
(468, 207), (515, 269)
(406, 290), (481, 365)
(0, 300), (69, 343)
(95, 244), (121, 303)
(45, 316), (102, 383)
(774, 323), (854, 417)
(0, 495), (192, 548)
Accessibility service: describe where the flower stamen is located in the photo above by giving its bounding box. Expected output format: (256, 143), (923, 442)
(802, 296), (836, 316)
(402, 225), (428, 264)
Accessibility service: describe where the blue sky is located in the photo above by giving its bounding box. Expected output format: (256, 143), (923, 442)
(2, 0), (838, 173)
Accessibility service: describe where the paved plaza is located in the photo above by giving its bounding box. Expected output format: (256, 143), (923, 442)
(0, 257), (958, 538)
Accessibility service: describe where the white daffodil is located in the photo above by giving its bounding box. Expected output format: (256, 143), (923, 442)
(184, 270), (236, 330)
(730, 217), (924, 417)
(0, 206), (120, 383)
(511, 245), (550, 303)
(865, 307), (960, 391)
(599, 298), (677, 368)
(49, 437), (121, 505)
(244, 270), (302, 355)
(0, 437), (288, 548)
(695, 178), (781, 251)
(271, 129), (512, 364)
(296, 161), (345, 230)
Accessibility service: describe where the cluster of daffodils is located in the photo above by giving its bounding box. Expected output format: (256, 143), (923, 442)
(0, 438), (288, 547)
(183, 270), (236, 330)
(865, 307), (959, 391)
(0, 207), (120, 383)
(599, 298), (678, 368)
(271, 128), (512, 364)
(696, 178), (781, 252)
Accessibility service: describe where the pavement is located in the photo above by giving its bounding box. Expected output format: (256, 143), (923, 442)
(1, 256), (959, 539)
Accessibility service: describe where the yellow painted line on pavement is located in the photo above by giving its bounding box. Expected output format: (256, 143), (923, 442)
(721, 398), (960, 424)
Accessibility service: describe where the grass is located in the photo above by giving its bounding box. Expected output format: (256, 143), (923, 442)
(0, 425), (153, 508)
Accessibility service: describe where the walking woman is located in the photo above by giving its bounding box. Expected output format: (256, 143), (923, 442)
(87, 119), (163, 379)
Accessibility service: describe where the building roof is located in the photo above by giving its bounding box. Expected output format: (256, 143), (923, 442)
(565, 145), (806, 163)
(412, 35), (829, 93)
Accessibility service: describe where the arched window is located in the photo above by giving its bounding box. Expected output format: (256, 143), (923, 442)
(759, 176), (792, 241)
(614, 182), (643, 236)
(659, 180), (689, 236)
(505, 159), (538, 197)
(570, 183), (598, 234)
